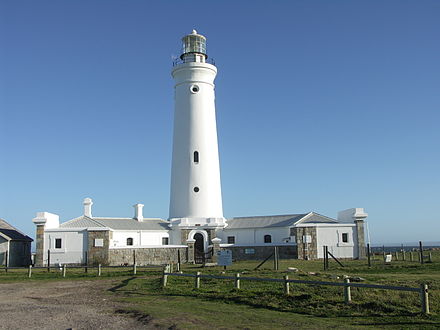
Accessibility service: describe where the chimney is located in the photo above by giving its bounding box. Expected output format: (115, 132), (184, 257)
(83, 198), (93, 217)
(134, 204), (144, 221)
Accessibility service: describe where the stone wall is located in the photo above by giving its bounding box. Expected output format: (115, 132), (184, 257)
(35, 225), (45, 266)
(355, 220), (366, 259)
(294, 227), (318, 260)
(87, 230), (110, 265)
(221, 245), (297, 261)
(108, 247), (188, 266)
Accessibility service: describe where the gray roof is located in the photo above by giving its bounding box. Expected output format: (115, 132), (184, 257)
(225, 212), (337, 229)
(60, 216), (169, 231)
(0, 219), (33, 241)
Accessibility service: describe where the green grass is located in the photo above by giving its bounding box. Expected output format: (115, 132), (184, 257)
(1, 253), (440, 329)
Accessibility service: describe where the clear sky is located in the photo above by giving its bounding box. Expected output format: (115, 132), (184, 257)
(1, 1), (439, 245)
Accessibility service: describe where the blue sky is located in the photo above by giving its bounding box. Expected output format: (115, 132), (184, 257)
(1, 1), (439, 244)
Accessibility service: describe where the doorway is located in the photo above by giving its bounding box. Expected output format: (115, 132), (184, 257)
(194, 233), (205, 264)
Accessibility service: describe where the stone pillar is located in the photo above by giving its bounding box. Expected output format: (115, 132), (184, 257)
(211, 237), (221, 263)
(355, 220), (366, 260)
(35, 225), (45, 266)
(187, 239), (195, 263)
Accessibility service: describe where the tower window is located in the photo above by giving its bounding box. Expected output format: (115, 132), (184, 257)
(194, 151), (199, 163)
(126, 238), (133, 246)
(194, 187), (200, 192)
(342, 233), (349, 243)
(227, 236), (235, 244)
(264, 235), (272, 243)
(190, 84), (199, 93)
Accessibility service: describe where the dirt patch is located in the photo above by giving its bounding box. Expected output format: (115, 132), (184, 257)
(0, 279), (154, 330)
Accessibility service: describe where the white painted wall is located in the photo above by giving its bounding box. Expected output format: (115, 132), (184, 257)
(111, 230), (169, 247)
(169, 60), (223, 220)
(44, 230), (87, 265)
(316, 225), (356, 259)
(221, 227), (292, 245)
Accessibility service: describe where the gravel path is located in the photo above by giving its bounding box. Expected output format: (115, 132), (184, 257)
(0, 279), (151, 330)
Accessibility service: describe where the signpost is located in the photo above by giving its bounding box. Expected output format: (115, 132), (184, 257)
(217, 250), (232, 270)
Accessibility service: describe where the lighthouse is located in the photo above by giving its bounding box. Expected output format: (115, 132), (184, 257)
(169, 30), (226, 251)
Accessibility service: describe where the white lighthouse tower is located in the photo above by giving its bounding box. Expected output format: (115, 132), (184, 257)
(169, 30), (226, 252)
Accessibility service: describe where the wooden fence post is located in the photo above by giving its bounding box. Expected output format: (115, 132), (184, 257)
(98, 264), (102, 277)
(428, 252), (432, 263)
(235, 273), (240, 289)
(195, 271), (201, 289)
(420, 284), (429, 314)
(62, 264), (66, 278)
(177, 250), (181, 272)
(344, 278), (351, 304)
(162, 265), (168, 288)
(402, 250), (406, 261)
(5, 251), (8, 273)
(284, 275), (290, 295)
(47, 250), (51, 273)
(419, 241), (424, 264)
(28, 265), (32, 278)
(133, 263), (137, 275)
(410, 252), (413, 262)
(367, 244), (371, 268)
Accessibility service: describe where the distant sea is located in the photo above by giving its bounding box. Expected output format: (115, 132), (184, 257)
(371, 242), (440, 253)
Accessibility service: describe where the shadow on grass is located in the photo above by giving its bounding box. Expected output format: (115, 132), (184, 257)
(108, 276), (138, 292)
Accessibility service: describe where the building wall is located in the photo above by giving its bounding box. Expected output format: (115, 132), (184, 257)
(87, 230), (110, 265)
(294, 227), (318, 260)
(221, 245), (297, 261)
(111, 230), (170, 247)
(0, 236), (8, 266)
(8, 241), (31, 266)
(108, 247), (188, 266)
(43, 230), (87, 265)
(221, 227), (291, 245)
(316, 226), (356, 259)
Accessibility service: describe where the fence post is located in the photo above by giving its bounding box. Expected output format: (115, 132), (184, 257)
(402, 250), (406, 261)
(177, 249), (181, 272)
(419, 241), (424, 264)
(162, 265), (168, 288)
(47, 250), (50, 273)
(344, 278), (351, 304)
(428, 252), (432, 263)
(98, 264), (102, 277)
(133, 263), (137, 275)
(410, 252), (413, 262)
(195, 271), (201, 289)
(62, 264), (66, 278)
(28, 265), (32, 278)
(367, 243), (371, 268)
(234, 273), (240, 289)
(5, 251), (8, 273)
(420, 284), (429, 314)
(284, 275), (290, 295)
(395, 251), (398, 260)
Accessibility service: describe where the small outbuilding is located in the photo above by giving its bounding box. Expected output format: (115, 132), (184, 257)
(0, 218), (33, 267)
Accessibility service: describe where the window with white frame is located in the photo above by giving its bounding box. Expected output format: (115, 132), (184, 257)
(342, 233), (349, 243)
(126, 237), (133, 246)
(162, 237), (169, 245)
(227, 236), (235, 244)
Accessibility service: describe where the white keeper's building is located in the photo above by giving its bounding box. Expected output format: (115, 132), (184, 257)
(32, 31), (368, 266)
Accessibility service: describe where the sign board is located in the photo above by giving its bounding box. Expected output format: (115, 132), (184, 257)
(217, 250), (232, 266)
(303, 235), (312, 243)
(385, 254), (392, 263)
(94, 238), (104, 247)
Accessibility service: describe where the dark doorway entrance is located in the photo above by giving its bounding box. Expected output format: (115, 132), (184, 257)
(194, 233), (205, 264)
